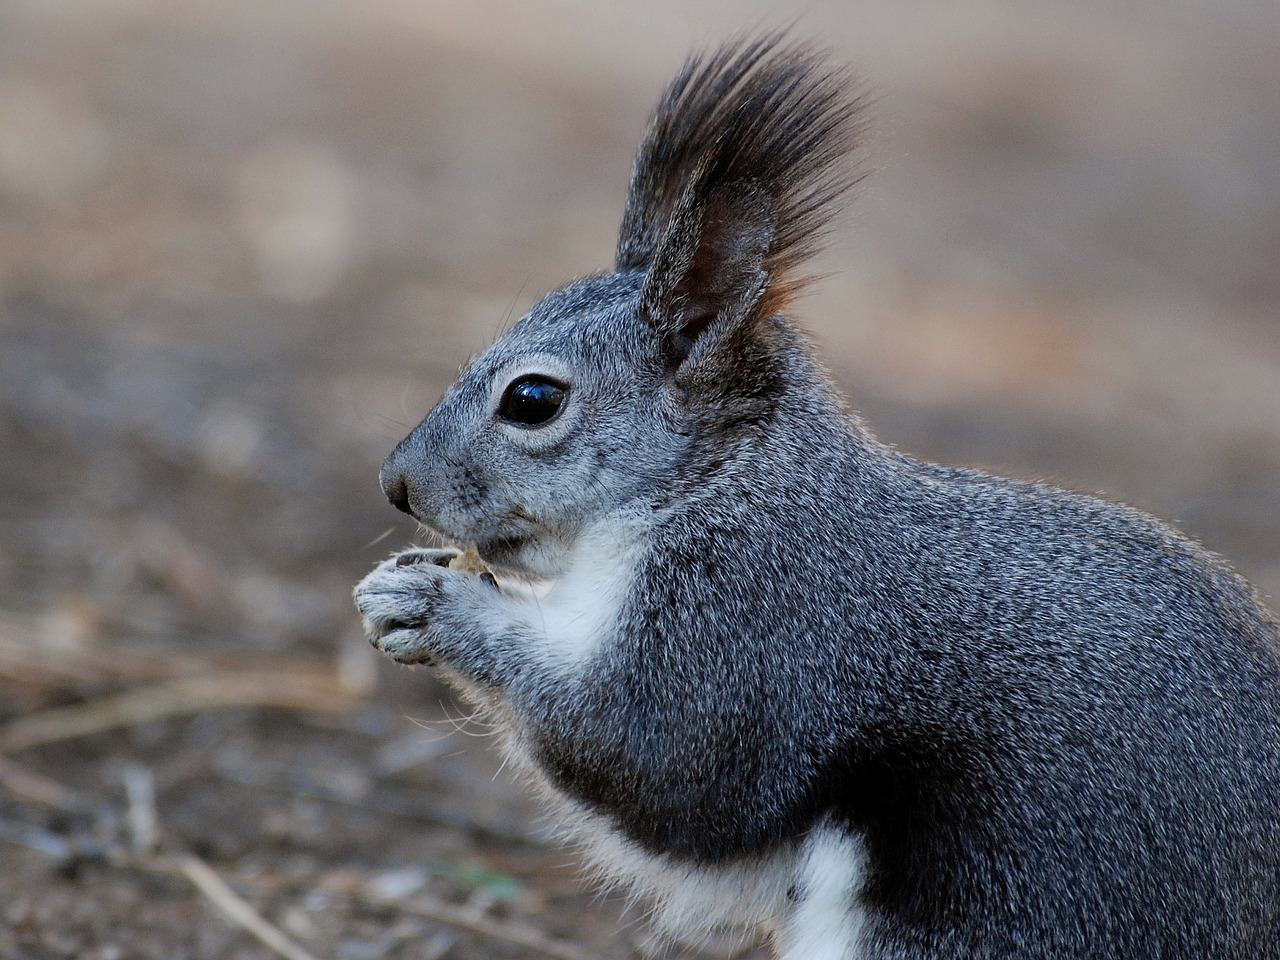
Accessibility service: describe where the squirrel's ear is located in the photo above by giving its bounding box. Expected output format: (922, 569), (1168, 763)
(639, 182), (775, 368)
(616, 34), (867, 372)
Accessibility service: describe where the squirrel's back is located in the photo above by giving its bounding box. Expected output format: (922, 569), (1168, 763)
(844, 457), (1280, 955)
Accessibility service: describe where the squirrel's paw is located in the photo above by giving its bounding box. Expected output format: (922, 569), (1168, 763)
(354, 550), (466, 664)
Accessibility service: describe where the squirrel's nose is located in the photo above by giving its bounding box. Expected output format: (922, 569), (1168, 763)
(382, 471), (412, 515)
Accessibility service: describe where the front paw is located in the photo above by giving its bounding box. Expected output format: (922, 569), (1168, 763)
(354, 551), (459, 664)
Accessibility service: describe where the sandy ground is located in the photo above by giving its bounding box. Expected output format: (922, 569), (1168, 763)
(0, 1), (1277, 958)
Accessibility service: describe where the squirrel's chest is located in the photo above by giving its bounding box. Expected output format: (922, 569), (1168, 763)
(501, 530), (640, 674)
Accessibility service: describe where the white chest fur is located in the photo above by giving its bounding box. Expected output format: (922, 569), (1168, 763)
(498, 519), (642, 672)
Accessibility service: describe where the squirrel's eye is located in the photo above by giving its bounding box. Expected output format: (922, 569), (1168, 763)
(498, 377), (568, 427)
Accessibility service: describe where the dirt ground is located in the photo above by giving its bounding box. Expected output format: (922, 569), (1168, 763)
(1, 2), (1277, 958)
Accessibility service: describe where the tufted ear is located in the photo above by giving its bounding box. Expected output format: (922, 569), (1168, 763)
(616, 34), (869, 373)
(640, 182), (775, 370)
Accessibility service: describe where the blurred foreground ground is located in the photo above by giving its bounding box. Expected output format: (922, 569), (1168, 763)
(0, 2), (1277, 958)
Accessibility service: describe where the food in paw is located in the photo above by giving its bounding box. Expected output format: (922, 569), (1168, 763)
(447, 548), (490, 576)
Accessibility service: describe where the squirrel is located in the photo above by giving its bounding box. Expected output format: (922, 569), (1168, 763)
(355, 33), (1280, 959)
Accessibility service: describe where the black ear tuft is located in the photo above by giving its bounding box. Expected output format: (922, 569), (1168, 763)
(617, 32), (869, 360)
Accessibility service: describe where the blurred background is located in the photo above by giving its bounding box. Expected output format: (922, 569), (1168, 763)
(0, 1), (1277, 958)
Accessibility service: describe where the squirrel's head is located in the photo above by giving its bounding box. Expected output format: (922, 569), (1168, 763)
(381, 33), (868, 577)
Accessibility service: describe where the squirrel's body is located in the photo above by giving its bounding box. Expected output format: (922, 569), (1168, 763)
(357, 35), (1280, 958)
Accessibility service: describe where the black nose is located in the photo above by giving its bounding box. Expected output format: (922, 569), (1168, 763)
(382, 472), (412, 515)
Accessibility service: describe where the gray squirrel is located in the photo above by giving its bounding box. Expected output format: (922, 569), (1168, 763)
(355, 33), (1280, 959)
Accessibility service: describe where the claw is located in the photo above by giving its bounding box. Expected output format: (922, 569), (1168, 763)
(395, 550), (453, 568)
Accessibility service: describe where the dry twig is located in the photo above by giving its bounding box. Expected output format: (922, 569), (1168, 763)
(0, 622), (357, 689)
(170, 853), (326, 960)
(0, 755), (84, 810)
(0, 671), (359, 753)
(391, 892), (597, 960)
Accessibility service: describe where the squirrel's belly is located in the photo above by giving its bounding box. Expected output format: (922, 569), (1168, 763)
(535, 786), (869, 957)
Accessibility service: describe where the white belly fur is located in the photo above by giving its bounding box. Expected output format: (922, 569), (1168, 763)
(539, 781), (869, 958)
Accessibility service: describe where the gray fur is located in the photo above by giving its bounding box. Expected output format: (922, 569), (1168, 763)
(355, 33), (1280, 959)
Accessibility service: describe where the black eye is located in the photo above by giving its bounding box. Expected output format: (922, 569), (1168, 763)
(498, 376), (568, 426)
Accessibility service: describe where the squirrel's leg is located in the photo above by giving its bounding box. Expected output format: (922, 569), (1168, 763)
(354, 549), (531, 686)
